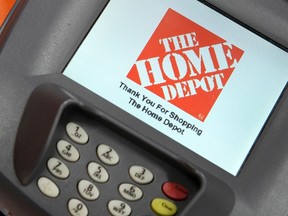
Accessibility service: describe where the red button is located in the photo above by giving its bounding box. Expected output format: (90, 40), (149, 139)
(162, 182), (189, 201)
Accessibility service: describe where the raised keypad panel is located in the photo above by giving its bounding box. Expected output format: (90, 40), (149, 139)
(36, 107), (200, 216)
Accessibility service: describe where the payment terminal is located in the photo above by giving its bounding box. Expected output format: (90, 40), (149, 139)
(0, 0), (288, 215)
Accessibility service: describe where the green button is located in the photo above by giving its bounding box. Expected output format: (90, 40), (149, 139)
(151, 198), (177, 216)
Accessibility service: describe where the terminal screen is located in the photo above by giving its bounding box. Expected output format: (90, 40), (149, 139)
(63, 0), (288, 175)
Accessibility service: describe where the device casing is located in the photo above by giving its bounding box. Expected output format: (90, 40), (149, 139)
(0, 0), (287, 215)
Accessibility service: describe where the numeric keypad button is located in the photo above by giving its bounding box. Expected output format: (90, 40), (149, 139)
(47, 158), (70, 179)
(97, 144), (119, 165)
(66, 122), (89, 144)
(119, 183), (143, 201)
(87, 162), (109, 183)
(129, 165), (154, 184)
(78, 180), (100, 201)
(108, 200), (132, 216)
(68, 198), (88, 216)
(57, 140), (80, 162)
(37, 177), (59, 198)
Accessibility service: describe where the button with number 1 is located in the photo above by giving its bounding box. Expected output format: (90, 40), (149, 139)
(66, 122), (89, 144)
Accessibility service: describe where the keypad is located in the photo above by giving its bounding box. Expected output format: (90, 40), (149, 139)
(37, 121), (194, 216)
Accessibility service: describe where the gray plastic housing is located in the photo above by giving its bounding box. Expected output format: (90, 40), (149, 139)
(0, 0), (287, 215)
(12, 84), (234, 215)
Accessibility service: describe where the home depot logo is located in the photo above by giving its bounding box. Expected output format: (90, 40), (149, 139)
(127, 8), (244, 122)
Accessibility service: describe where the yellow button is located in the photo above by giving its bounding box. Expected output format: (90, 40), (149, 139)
(151, 198), (177, 216)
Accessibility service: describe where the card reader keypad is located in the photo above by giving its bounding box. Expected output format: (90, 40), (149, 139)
(35, 107), (200, 216)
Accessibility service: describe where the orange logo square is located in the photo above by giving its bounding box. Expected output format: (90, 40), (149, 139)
(127, 9), (244, 121)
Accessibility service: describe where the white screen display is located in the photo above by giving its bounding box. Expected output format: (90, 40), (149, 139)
(63, 0), (288, 175)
